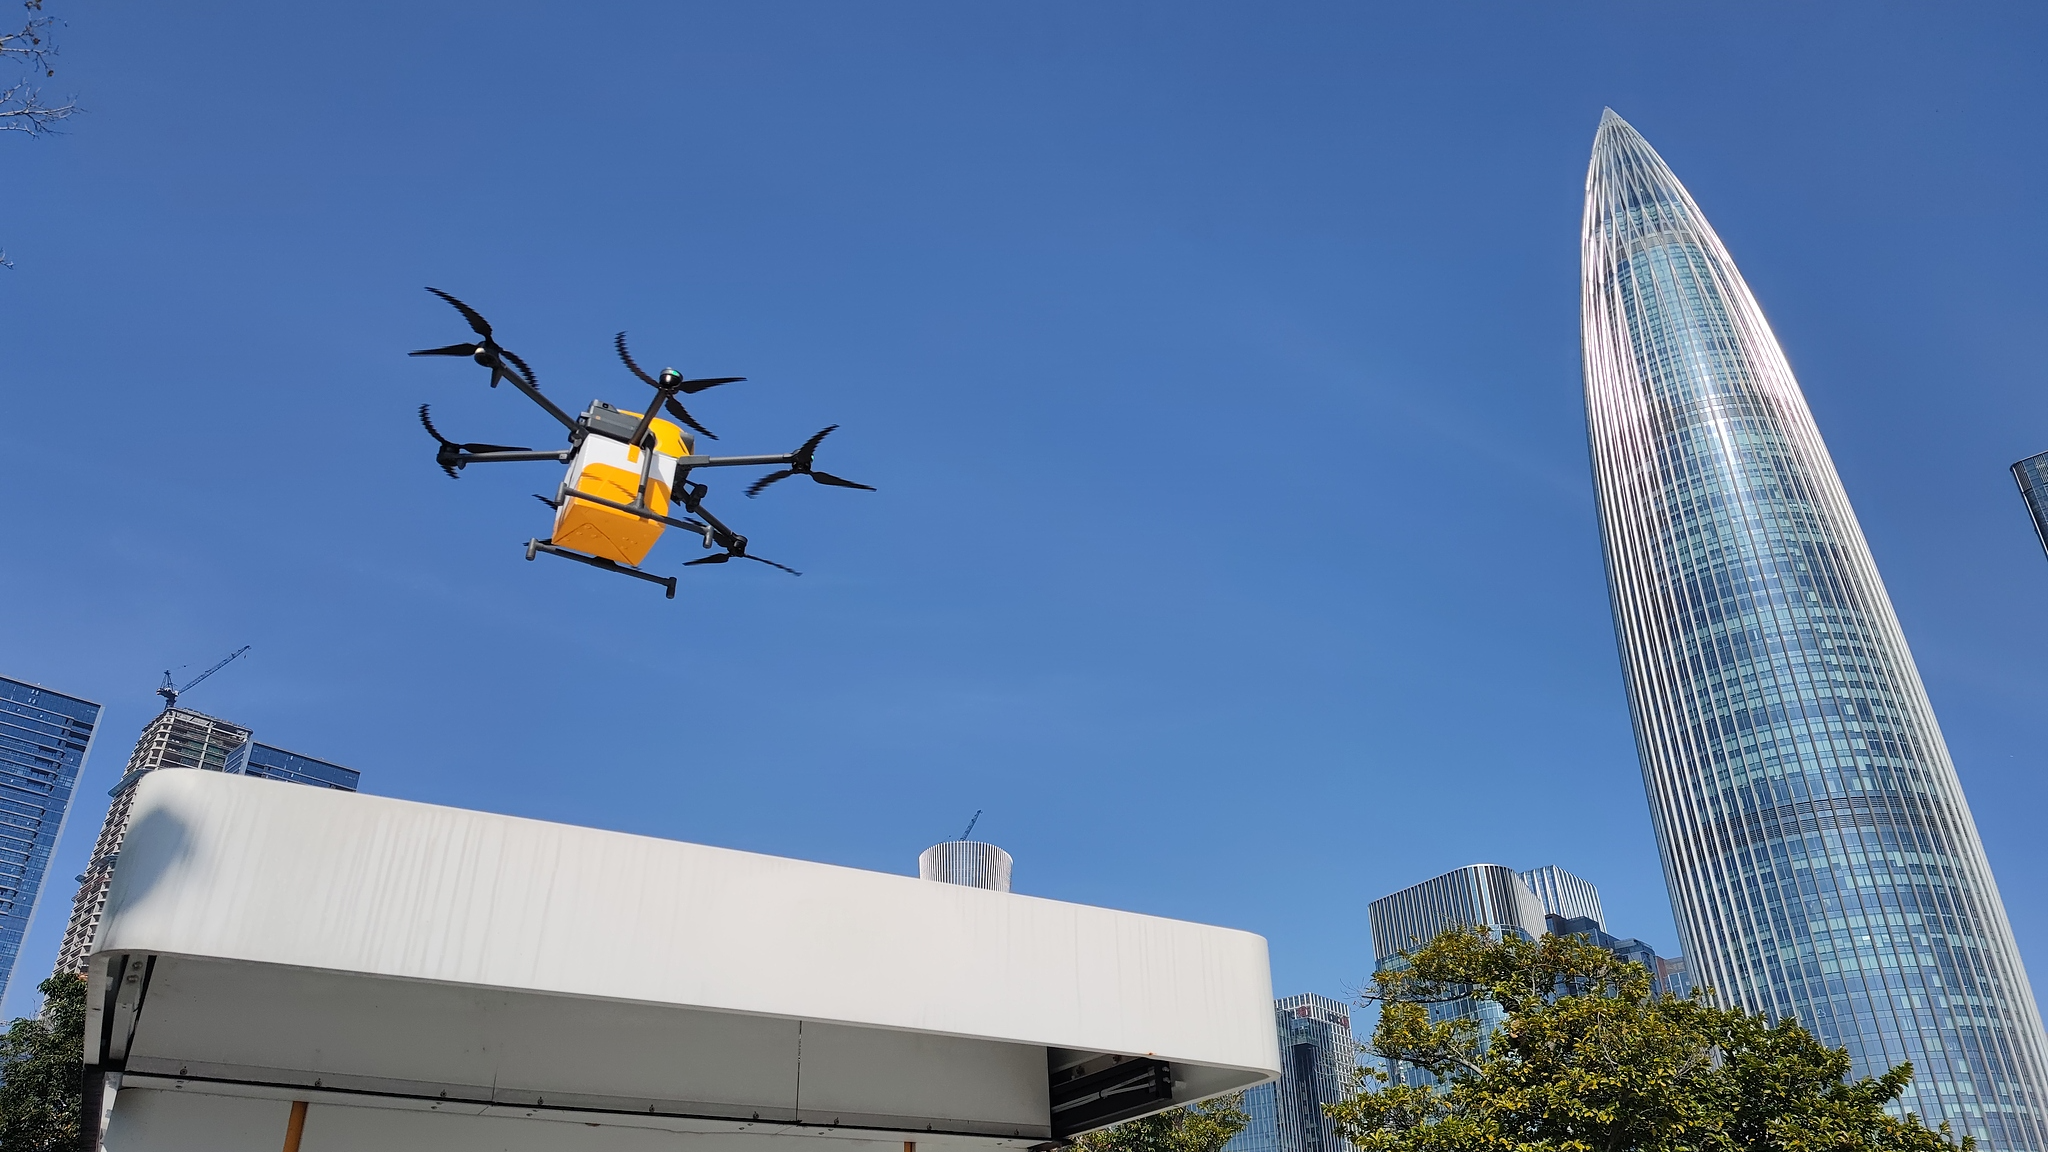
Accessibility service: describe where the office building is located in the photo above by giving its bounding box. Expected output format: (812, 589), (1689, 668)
(1581, 109), (2048, 1148)
(1223, 994), (1357, 1152)
(1518, 864), (1604, 926)
(1369, 863), (1684, 1085)
(1653, 954), (1692, 1001)
(53, 707), (358, 976)
(1367, 864), (1549, 1085)
(2015, 450), (2048, 562)
(0, 676), (100, 1003)
(1367, 863), (1548, 961)
(1515, 864), (1692, 994)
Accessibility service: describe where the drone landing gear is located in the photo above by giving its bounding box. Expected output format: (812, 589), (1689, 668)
(525, 538), (677, 599)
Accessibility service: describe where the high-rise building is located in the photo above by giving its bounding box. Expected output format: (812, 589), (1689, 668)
(1518, 864), (1605, 926)
(1222, 994), (1356, 1152)
(1581, 109), (2048, 1148)
(1369, 863), (1684, 1086)
(1368, 863), (1549, 962)
(0, 676), (100, 1004)
(1368, 865), (1555, 1086)
(53, 707), (358, 975)
(2014, 450), (2048, 562)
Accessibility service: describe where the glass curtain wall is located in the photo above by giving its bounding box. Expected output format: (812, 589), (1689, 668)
(0, 677), (99, 1002)
(1580, 108), (2048, 1149)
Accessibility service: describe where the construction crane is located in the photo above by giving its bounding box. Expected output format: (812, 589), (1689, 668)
(959, 810), (981, 841)
(157, 646), (251, 711)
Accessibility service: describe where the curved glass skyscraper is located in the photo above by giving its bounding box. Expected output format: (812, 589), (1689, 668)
(1580, 109), (2048, 1149)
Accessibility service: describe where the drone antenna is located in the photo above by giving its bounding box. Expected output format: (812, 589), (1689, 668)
(959, 810), (982, 841)
(156, 645), (252, 712)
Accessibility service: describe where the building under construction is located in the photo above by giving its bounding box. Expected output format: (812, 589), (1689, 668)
(53, 708), (359, 976)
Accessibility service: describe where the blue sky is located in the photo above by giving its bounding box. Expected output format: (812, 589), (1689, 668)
(3, 3), (2046, 1022)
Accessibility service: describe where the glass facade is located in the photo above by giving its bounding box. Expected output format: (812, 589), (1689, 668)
(0, 676), (99, 1004)
(2013, 450), (2048, 562)
(1222, 994), (1357, 1152)
(1581, 109), (2048, 1149)
(243, 743), (360, 791)
(1519, 864), (1605, 926)
(54, 708), (361, 976)
(1368, 864), (1549, 961)
(1369, 865), (1548, 1087)
(1370, 863), (1686, 1085)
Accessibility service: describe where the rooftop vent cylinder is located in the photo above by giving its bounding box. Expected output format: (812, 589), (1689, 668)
(919, 841), (1012, 892)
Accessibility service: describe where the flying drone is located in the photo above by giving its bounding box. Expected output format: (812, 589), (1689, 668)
(410, 288), (872, 598)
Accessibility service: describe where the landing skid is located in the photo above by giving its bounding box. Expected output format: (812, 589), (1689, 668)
(525, 538), (678, 599)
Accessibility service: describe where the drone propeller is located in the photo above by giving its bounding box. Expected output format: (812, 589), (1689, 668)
(409, 288), (532, 390)
(746, 425), (876, 498)
(614, 332), (746, 395)
(684, 550), (802, 576)
(418, 405), (529, 479)
(615, 332), (729, 440)
(662, 395), (719, 442)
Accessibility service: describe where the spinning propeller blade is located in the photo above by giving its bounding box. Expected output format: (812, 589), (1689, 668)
(662, 396), (719, 441)
(409, 342), (481, 358)
(614, 331), (659, 389)
(678, 377), (745, 393)
(742, 553), (803, 576)
(684, 551), (801, 576)
(745, 468), (797, 497)
(746, 425), (873, 497)
(418, 404), (529, 478)
(426, 287), (492, 339)
(616, 331), (747, 395)
(498, 348), (538, 388)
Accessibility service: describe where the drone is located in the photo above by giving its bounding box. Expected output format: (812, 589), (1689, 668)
(410, 287), (872, 598)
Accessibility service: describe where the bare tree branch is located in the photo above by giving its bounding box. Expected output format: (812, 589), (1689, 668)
(0, 0), (73, 136)
(0, 76), (73, 134)
(0, 5), (58, 73)
(2, 0), (76, 265)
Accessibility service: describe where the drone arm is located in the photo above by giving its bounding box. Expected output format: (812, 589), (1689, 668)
(673, 453), (797, 469)
(687, 498), (741, 545)
(625, 383), (685, 455)
(497, 363), (580, 433)
(452, 450), (574, 465)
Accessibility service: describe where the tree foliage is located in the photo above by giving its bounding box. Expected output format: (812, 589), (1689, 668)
(0, 973), (87, 1152)
(1327, 927), (1970, 1152)
(1076, 1092), (1251, 1152)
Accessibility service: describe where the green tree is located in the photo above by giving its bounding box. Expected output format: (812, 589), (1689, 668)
(1076, 1092), (1251, 1152)
(1327, 927), (1968, 1152)
(0, 973), (86, 1152)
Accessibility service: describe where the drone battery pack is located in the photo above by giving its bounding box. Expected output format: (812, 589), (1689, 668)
(552, 415), (688, 567)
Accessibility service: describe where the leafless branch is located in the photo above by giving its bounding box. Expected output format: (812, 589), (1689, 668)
(0, 0), (72, 138)
(0, 9), (56, 73)
(0, 77), (72, 134)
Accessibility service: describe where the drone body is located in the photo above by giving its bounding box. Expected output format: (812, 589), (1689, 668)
(411, 289), (871, 597)
(552, 403), (692, 567)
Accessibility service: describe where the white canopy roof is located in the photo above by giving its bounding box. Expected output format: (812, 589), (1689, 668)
(89, 771), (1279, 1152)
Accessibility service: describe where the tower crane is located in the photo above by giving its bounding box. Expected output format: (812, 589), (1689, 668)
(157, 645), (251, 711)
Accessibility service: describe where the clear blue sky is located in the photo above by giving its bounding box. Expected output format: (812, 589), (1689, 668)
(4, 3), (2046, 1022)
